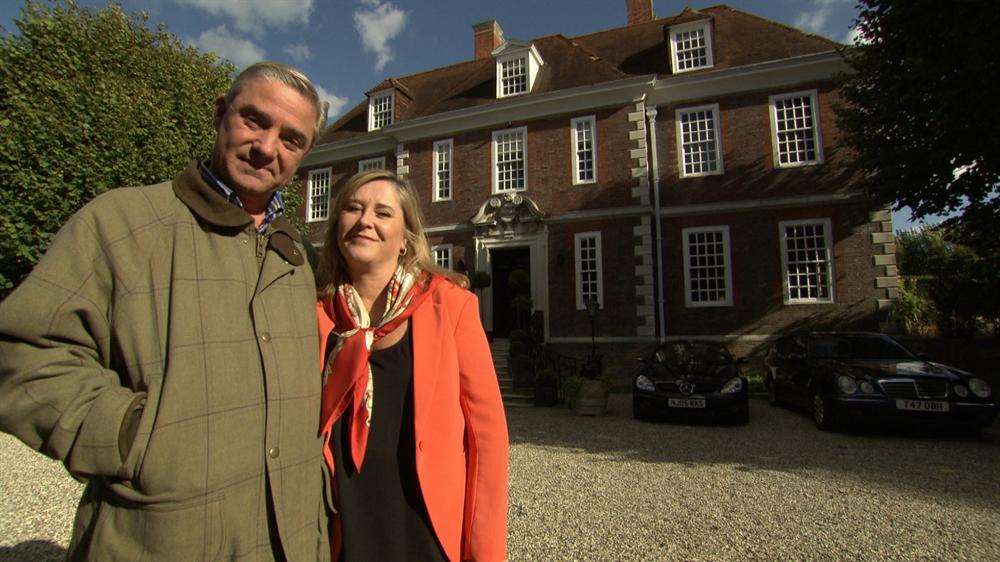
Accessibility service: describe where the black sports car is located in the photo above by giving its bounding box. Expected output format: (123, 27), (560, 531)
(764, 332), (997, 433)
(632, 341), (749, 424)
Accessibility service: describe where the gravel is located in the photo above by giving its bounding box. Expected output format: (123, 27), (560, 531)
(2, 396), (998, 561)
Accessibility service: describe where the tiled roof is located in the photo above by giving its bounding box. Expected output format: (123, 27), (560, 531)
(317, 4), (841, 146)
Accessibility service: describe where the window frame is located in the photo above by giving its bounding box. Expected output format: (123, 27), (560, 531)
(305, 167), (332, 223)
(778, 218), (836, 305)
(681, 225), (734, 307)
(574, 231), (604, 310)
(358, 156), (386, 172)
(768, 89), (824, 168)
(432, 139), (453, 202)
(432, 244), (453, 269)
(570, 115), (598, 185)
(675, 103), (724, 178)
(491, 126), (528, 194)
(669, 20), (715, 74)
(367, 90), (394, 132)
(496, 53), (529, 99)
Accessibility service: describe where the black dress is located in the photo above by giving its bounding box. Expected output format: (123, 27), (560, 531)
(330, 329), (447, 562)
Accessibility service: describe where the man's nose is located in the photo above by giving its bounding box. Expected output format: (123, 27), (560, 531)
(250, 131), (278, 161)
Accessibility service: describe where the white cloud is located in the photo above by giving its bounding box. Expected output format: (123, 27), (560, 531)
(794, 5), (833, 34)
(283, 43), (313, 62)
(190, 25), (266, 69)
(315, 85), (349, 122)
(173, 0), (314, 36)
(353, 1), (407, 72)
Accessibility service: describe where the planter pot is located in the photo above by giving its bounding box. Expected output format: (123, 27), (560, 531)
(573, 379), (608, 416)
(533, 385), (558, 407)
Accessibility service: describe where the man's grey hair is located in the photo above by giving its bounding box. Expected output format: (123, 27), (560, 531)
(226, 61), (329, 147)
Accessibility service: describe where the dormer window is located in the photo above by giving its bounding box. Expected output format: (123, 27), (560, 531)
(494, 41), (543, 99)
(500, 56), (528, 96)
(669, 20), (714, 74)
(368, 90), (393, 131)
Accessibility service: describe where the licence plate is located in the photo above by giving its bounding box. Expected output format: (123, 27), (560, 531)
(668, 398), (706, 409)
(895, 399), (949, 412)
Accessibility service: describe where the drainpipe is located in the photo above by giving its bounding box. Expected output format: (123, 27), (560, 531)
(645, 108), (666, 342)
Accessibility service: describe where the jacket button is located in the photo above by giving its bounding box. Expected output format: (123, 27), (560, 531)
(242, 238), (249, 245)
(260, 332), (271, 342)
(268, 447), (280, 458)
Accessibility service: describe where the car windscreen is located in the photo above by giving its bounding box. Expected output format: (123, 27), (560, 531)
(656, 343), (732, 366)
(810, 336), (915, 360)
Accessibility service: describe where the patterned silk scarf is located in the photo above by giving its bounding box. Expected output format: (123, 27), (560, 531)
(319, 266), (440, 473)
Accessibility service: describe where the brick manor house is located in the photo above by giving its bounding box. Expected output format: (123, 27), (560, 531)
(296, 1), (897, 368)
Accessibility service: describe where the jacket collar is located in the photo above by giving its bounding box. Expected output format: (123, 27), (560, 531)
(173, 161), (304, 265)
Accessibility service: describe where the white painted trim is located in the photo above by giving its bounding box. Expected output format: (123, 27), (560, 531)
(681, 225), (734, 307)
(496, 53), (528, 99)
(358, 156), (386, 172)
(425, 223), (472, 234)
(431, 243), (453, 269)
(675, 103), (724, 178)
(432, 138), (453, 202)
(547, 205), (651, 223)
(492, 126), (528, 194)
(367, 90), (394, 132)
(778, 217), (835, 305)
(660, 193), (856, 217)
(648, 51), (846, 107)
(669, 20), (715, 75)
(768, 89), (824, 168)
(574, 231), (604, 310)
(570, 115), (598, 185)
(305, 167), (332, 223)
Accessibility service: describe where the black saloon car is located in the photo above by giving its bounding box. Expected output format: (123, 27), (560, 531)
(764, 332), (997, 432)
(633, 341), (749, 424)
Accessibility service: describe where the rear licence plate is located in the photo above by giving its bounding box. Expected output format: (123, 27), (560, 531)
(668, 398), (706, 409)
(895, 399), (949, 412)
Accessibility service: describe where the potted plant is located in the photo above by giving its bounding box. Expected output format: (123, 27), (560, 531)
(560, 374), (583, 410)
(533, 367), (559, 407)
(574, 354), (608, 416)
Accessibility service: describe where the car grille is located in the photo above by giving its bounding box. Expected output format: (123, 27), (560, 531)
(878, 379), (948, 399)
(655, 381), (718, 395)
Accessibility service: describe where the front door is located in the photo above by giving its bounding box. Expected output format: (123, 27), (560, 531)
(490, 247), (531, 338)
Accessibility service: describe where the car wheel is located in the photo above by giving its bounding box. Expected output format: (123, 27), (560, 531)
(812, 392), (838, 431)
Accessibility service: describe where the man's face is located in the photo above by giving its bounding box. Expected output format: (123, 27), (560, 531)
(210, 77), (317, 206)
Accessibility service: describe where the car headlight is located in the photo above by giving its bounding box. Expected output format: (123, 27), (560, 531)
(837, 375), (858, 395)
(859, 381), (875, 394)
(720, 377), (743, 394)
(954, 384), (969, 398)
(968, 378), (991, 398)
(635, 374), (655, 392)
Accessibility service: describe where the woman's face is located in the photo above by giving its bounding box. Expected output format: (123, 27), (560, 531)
(336, 179), (407, 275)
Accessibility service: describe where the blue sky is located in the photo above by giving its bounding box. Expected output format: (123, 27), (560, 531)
(1, 0), (933, 230)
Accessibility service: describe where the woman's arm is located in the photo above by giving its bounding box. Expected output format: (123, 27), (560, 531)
(453, 292), (509, 562)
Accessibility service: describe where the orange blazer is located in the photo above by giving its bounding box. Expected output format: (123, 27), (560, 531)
(317, 279), (509, 562)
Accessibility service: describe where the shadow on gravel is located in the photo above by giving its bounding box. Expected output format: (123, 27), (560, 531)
(0, 540), (67, 562)
(507, 395), (1000, 510)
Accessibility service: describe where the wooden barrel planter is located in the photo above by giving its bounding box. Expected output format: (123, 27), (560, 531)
(573, 379), (608, 416)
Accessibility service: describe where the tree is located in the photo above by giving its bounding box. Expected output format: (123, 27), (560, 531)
(836, 0), (1000, 252)
(0, 1), (237, 294)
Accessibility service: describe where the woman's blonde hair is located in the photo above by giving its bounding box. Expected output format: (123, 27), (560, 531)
(316, 169), (469, 297)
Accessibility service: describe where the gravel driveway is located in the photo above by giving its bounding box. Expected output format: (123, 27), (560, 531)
(3, 396), (998, 561)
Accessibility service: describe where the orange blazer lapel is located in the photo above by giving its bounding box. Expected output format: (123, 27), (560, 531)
(411, 297), (443, 434)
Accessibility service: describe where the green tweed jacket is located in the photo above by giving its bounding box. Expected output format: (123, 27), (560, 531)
(0, 162), (329, 561)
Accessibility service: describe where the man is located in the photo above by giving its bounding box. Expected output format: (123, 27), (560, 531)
(0, 62), (330, 561)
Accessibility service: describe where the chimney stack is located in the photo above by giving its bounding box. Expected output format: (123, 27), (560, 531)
(626, 0), (654, 26)
(473, 20), (504, 60)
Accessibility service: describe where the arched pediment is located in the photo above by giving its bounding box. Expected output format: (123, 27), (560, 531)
(470, 192), (546, 238)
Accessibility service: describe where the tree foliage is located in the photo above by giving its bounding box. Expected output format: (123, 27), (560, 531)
(836, 0), (1000, 252)
(0, 1), (236, 292)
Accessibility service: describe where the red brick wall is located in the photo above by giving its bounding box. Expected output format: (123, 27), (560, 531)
(405, 104), (637, 227)
(660, 200), (881, 336)
(654, 80), (861, 206)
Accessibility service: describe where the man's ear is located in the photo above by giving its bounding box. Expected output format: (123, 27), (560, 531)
(213, 95), (228, 130)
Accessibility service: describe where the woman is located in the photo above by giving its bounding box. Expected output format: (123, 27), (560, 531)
(315, 169), (509, 562)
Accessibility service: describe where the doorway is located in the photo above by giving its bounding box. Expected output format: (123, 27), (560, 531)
(490, 247), (531, 338)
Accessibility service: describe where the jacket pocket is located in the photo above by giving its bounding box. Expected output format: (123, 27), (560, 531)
(86, 496), (226, 561)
